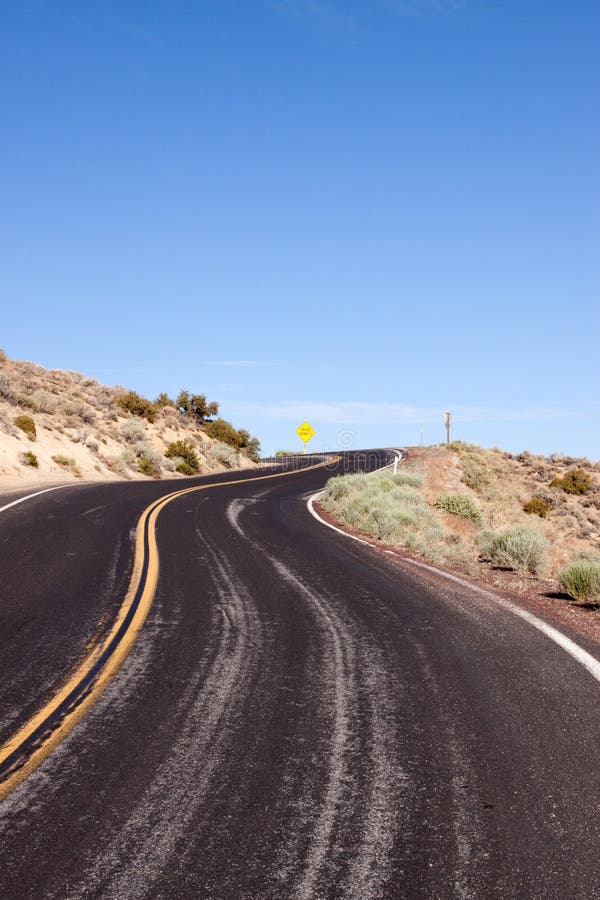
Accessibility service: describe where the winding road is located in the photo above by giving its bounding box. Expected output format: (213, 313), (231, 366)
(1, 449), (600, 899)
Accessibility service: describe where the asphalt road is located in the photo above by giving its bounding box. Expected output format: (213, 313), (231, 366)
(1, 449), (600, 899)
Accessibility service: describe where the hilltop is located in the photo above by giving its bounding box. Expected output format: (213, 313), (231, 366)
(320, 442), (600, 621)
(0, 349), (261, 489)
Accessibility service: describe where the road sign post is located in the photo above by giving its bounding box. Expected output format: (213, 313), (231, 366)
(444, 412), (451, 445)
(296, 421), (316, 453)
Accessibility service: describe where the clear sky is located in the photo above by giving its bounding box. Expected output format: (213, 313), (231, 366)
(1, 1), (598, 457)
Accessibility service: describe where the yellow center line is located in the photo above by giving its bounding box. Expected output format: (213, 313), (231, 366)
(0, 457), (339, 801)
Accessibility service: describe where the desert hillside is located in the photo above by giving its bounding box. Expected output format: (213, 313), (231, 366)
(0, 349), (261, 489)
(321, 442), (600, 603)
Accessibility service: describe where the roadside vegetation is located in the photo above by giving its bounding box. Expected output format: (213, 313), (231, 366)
(321, 442), (600, 605)
(0, 348), (262, 485)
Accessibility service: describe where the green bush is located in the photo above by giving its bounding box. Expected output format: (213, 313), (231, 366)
(165, 439), (200, 473)
(434, 493), (482, 524)
(523, 496), (553, 518)
(175, 461), (197, 475)
(559, 556), (600, 603)
(21, 450), (39, 467)
(115, 390), (158, 423)
(550, 468), (593, 495)
(14, 414), (37, 441)
(482, 525), (548, 575)
(204, 418), (260, 460)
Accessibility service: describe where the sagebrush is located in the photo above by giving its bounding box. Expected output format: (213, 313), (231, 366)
(479, 526), (548, 575)
(434, 493), (482, 524)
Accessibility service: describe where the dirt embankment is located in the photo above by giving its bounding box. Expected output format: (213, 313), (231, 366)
(319, 443), (600, 646)
(0, 352), (259, 490)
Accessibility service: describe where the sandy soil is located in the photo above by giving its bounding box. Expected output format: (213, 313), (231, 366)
(0, 355), (257, 489)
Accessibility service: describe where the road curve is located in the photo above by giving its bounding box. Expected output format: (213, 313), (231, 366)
(1, 450), (600, 898)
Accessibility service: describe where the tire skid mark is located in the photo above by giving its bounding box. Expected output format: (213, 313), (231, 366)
(270, 557), (354, 900)
(342, 645), (410, 898)
(227, 497), (403, 899)
(68, 528), (264, 900)
(413, 640), (483, 900)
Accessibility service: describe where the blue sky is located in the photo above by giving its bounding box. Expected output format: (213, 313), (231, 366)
(1, 0), (598, 457)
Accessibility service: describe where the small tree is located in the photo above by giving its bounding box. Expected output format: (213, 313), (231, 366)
(155, 392), (175, 408)
(176, 389), (218, 423)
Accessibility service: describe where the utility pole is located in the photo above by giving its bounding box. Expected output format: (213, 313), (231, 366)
(444, 412), (451, 445)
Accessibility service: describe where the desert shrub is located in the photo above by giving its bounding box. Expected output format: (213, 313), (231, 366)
(235, 428), (261, 461)
(204, 418), (241, 447)
(51, 454), (81, 477)
(155, 392), (175, 408)
(77, 404), (97, 425)
(551, 468), (593, 495)
(523, 496), (553, 518)
(31, 389), (58, 414)
(138, 456), (161, 477)
(60, 400), (95, 424)
(165, 439), (200, 473)
(101, 455), (130, 477)
(206, 443), (237, 469)
(0, 374), (15, 403)
(52, 454), (75, 468)
(14, 414), (37, 441)
(434, 493), (482, 524)
(322, 470), (453, 561)
(559, 556), (600, 603)
(324, 474), (355, 501)
(446, 441), (478, 453)
(115, 390), (157, 423)
(136, 443), (163, 476)
(204, 418), (260, 459)
(120, 419), (147, 444)
(174, 460), (196, 475)
(461, 454), (490, 492)
(120, 449), (138, 469)
(481, 526), (548, 575)
(0, 348), (7, 364)
(391, 471), (423, 488)
(21, 450), (39, 467)
(162, 456), (179, 472)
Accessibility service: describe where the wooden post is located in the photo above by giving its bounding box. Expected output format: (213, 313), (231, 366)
(444, 412), (451, 445)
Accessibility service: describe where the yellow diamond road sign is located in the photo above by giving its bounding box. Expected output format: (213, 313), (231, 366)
(296, 421), (316, 443)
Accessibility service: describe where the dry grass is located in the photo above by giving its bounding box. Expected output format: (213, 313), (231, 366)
(322, 465), (478, 569)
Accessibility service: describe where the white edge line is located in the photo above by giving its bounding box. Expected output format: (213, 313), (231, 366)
(0, 484), (75, 514)
(307, 450), (600, 685)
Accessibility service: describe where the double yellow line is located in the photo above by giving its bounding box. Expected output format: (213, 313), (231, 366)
(0, 458), (337, 801)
